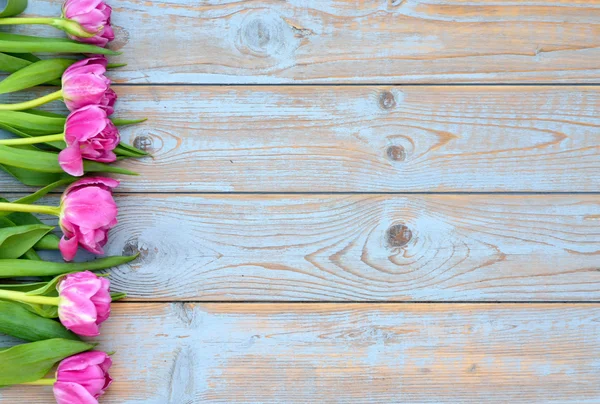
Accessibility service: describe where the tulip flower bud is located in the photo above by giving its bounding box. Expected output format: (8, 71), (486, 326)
(57, 271), (112, 336)
(59, 105), (120, 177)
(62, 56), (116, 114)
(59, 177), (119, 261)
(62, 0), (115, 47)
(53, 351), (112, 403)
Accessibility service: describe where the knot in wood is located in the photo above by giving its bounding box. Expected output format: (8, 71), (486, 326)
(123, 238), (142, 258)
(387, 224), (412, 248)
(122, 238), (155, 268)
(237, 13), (288, 57)
(133, 135), (154, 152)
(386, 145), (406, 162)
(109, 25), (129, 50)
(379, 91), (396, 110)
(245, 19), (272, 50)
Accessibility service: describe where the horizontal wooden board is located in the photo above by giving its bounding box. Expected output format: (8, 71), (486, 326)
(8, 193), (597, 301)
(1, 86), (598, 192)
(2, 303), (600, 403)
(13, 0), (600, 83)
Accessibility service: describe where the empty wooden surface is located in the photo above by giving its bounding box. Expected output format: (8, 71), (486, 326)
(1, 86), (599, 192)
(2, 0), (600, 402)
(13, 0), (600, 83)
(3, 303), (600, 403)
(104, 193), (599, 301)
(5, 193), (597, 301)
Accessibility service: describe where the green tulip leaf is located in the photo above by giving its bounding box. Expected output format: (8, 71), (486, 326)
(0, 32), (74, 43)
(20, 248), (41, 260)
(22, 109), (65, 118)
(0, 0), (28, 17)
(0, 111), (149, 157)
(0, 338), (93, 385)
(112, 117), (148, 126)
(19, 301), (59, 318)
(0, 145), (139, 175)
(13, 176), (74, 205)
(34, 233), (60, 250)
(0, 110), (65, 133)
(0, 274), (65, 318)
(25, 273), (66, 297)
(114, 142), (150, 157)
(0, 254), (139, 278)
(0, 52), (31, 73)
(3, 211), (61, 251)
(0, 300), (78, 342)
(0, 281), (47, 292)
(0, 224), (53, 259)
(0, 163), (69, 187)
(0, 58), (74, 94)
(111, 292), (127, 301)
(0, 33), (119, 55)
(5, 52), (40, 63)
(0, 214), (41, 259)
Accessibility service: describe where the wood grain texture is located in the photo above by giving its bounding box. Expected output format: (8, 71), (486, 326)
(3, 303), (600, 403)
(1, 86), (598, 192)
(11, 0), (600, 83)
(12, 193), (597, 301)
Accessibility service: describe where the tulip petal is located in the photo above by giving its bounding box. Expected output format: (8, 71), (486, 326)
(59, 351), (112, 372)
(59, 177), (119, 260)
(63, 0), (113, 47)
(64, 177), (119, 195)
(62, 187), (118, 229)
(55, 351), (112, 401)
(58, 146), (84, 177)
(64, 0), (104, 16)
(59, 235), (79, 262)
(57, 272), (112, 336)
(54, 382), (99, 404)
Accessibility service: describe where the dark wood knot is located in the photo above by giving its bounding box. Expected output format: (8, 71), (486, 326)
(379, 91), (396, 110)
(387, 224), (412, 247)
(122, 238), (154, 268)
(133, 135), (154, 152)
(386, 145), (406, 162)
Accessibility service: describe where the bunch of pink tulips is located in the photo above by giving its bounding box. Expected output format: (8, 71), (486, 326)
(0, 1), (145, 403)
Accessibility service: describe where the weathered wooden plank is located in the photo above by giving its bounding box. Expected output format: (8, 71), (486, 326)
(1, 86), (598, 192)
(3, 303), (600, 403)
(11, 193), (598, 301)
(13, 0), (600, 83)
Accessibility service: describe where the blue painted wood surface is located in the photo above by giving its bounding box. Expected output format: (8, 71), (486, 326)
(0, 0), (599, 402)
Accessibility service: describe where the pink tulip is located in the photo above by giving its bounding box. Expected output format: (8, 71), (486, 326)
(62, 57), (116, 114)
(62, 0), (114, 47)
(59, 177), (119, 261)
(53, 351), (113, 404)
(59, 105), (120, 177)
(57, 271), (111, 336)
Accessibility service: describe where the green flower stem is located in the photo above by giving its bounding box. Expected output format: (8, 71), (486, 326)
(18, 378), (57, 386)
(0, 202), (60, 216)
(0, 18), (96, 38)
(0, 133), (64, 145)
(0, 289), (60, 306)
(0, 17), (57, 26)
(0, 89), (63, 111)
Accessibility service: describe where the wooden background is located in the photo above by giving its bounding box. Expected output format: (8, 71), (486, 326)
(2, 0), (600, 402)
